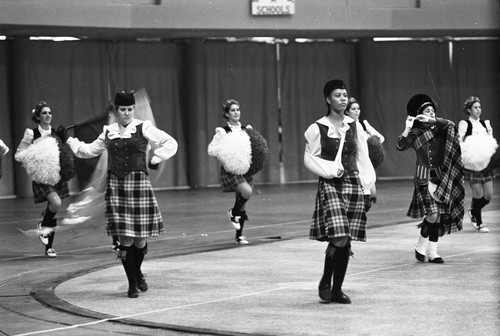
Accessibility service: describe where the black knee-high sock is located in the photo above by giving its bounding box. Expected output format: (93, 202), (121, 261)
(134, 244), (148, 277)
(320, 243), (335, 287)
(119, 245), (137, 290)
(46, 231), (55, 250)
(428, 224), (439, 243)
(332, 245), (350, 293)
(232, 195), (248, 214)
(42, 207), (56, 226)
(236, 211), (248, 238)
(419, 219), (431, 238)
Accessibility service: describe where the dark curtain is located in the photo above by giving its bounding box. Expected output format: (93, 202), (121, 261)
(358, 40), (458, 178)
(182, 40), (280, 188)
(452, 40), (500, 137)
(280, 41), (357, 182)
(0, 41), (14, 197)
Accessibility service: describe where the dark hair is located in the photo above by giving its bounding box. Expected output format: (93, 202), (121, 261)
(463, 96), (480, 115)
(222, 99), (240, 120)
(345, 97), (359, 115)
(31, 101), (50, 124)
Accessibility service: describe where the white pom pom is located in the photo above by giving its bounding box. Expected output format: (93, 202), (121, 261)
(217, 131), (252, 175)
(16, 136), (61, 185)
(461, 134), (498, 171)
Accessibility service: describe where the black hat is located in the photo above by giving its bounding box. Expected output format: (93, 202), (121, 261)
(323, 79), (347, 97)
(406, 94), (436, 117)
(114, 91), (135, 106)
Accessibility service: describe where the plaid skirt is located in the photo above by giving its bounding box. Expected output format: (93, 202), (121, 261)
(310, 171), (367, 242)
(105, 171), (164, 238)
(32, 181), (70, 204)
(407, 182), (456, 234)
(220, 167), (253, 192)
(463, 168), (494, 184)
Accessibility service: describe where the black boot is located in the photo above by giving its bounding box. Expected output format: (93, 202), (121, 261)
(331, 245), (351, 304)
(318, 243), (335, 303)
(134, 244), (148, 292)
(119, 245), (138, 298)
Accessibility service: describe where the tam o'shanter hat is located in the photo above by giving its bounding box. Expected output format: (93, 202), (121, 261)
(407, 93), (436, 117)
(114, 91), (135, 106)
(323, 79), (347, 97)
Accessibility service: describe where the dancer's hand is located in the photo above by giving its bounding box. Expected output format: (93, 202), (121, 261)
(405, 116), (415, 129)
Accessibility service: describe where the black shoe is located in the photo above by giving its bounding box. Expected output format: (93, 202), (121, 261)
(127, 286), (139, 298)
(415, 250), (425, 262)
(318, 283), (331, 302)
(428, 257), (444, 264)
(331, 291), (351, 304)
(137, 274), (148, 292)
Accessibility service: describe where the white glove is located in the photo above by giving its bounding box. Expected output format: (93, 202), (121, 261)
(405, 116), (415, 129)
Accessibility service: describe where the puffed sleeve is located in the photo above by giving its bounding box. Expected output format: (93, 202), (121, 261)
(457, 120), (468, 141)
(484, 120), (493, 137)
(142, 120), (178, 164)
(15, 128), (34, 161)
(363, 120), (385, 144)
(207, 127), (227, 157)
(66, 126), (107, 159)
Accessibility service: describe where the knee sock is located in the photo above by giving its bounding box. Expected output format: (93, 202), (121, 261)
(119, 245), (137, 290)
(429, 224), (439, 243)
(42, 207), (56, 226)
(134, 244), (148, 277)
(46, 231), (55, 250)
(332, 245), (350, 293)
(232, 195), (248, 214)
(419, 219), (431, 238)
(235, 211), (248, 238)
(320, 245), (335, 287)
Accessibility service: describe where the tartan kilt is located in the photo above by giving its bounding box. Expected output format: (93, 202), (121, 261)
(32, 180), (70, 204)
(407, 182), (458, 234)
(219, 166), (253, 192)
(463, 168), (494, 184)
(105, 171), (164, 238)
(310, 171), (367, 242)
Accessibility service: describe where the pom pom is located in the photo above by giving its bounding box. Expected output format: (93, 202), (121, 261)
(461, 134), (498, 171)
(366, 135), (385, 168)
(217, 131), (252, 175)
(246, 128), (269, 176)
(16, 136), (61, 185)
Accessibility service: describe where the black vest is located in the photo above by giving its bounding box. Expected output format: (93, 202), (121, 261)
(105, 123), (149, 178)
(316, 122), (358, 172)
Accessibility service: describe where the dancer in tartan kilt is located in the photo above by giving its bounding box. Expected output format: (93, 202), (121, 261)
(67, 91), (178, 298)
(208, 99), (268, 246)
(458, 96), (497, 233)
(15, 101), (74, 258)
(397, 94), (464, 264)
(304, 80), (375, 304)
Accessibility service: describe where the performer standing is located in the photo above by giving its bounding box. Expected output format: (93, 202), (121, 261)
(66, 91), (178, 298)
(304, 80), (375, 304)
(458, 96), (496, 233)
(208, 99), (268, 245)
(15, 101), (73, 258)
(396, 94), (464, 264)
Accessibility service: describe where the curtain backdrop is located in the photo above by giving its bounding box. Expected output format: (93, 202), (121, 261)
(0, 38), (498, 198)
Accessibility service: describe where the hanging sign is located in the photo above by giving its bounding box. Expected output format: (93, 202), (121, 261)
(251, 0), (295, 16)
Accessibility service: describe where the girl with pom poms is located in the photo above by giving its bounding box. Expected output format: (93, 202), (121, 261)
(458, 96), (497, 233)
(397, 94), (464, 264)
(208, 99), (268, 246)
(304, 80), (375, 304)
(66, 91), (178, 298)
(15, 101), (74, 258)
